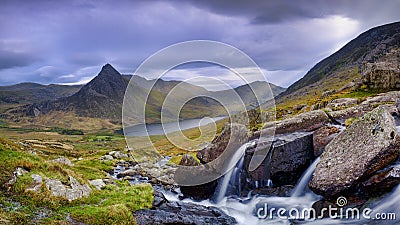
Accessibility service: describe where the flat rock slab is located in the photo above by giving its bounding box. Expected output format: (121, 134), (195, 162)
(310, 106), (400, 198)
(134, 190), (236, 225)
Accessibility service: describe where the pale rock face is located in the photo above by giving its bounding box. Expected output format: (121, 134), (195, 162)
(46, 176), (91, 201)
(310, 106), (400, 198)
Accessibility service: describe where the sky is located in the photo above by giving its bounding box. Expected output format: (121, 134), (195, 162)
(0, 0), (399, 89)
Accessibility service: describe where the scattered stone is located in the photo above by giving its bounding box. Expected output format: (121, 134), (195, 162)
(7, 167), (28, 186)
(100, 155), (114, 161)
(326, 98), (358, 109)
(51, 157), (74, 166)
(89, 179), (106, 190)
(46, 176), (91, 201)
(360, 165), (400, 197)
(312, 126), (341, 157)
(26, 174), (43, 192)
(108, 151), (128, 159)
(310, 106), (400, 199)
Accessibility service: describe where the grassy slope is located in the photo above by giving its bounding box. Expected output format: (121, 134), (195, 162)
(0, 115), (227, 224)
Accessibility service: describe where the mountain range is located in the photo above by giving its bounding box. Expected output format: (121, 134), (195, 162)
(0, 64), (285, 128)
(1, 21), (399, 130)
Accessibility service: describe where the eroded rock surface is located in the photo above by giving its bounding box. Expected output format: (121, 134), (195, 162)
(310, 106), (400, 198)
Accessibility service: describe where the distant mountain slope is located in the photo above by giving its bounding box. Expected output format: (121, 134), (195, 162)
(3, 64), (285, 127)
(0, 83), (81, 106)
(277, 21), (400, 106)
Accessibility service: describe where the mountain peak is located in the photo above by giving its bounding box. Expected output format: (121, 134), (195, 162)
(99, 63), (120, 77)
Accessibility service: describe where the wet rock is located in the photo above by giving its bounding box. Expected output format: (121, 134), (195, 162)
(89, 179), (106, 190)
(26, 174), (43, 192)
(360, 165), (400, 197)
(45, 176), (91, 201)
(256, 110), (330, 137)
(197, 123), (249, 164)
(117, 168), (137, 178)
(133, 191), (236, 225)
(312, 126), (341, 157)
(326, 98), (358, 109)
(108, 151), (128, 159)
(310, 106), (400, 199)
(179, 155), (217, 200)
(311, 200), (338, 218)
(252, 185), (294, 197)
(245, 132), (314, 187)
(51, 157), (74, 166)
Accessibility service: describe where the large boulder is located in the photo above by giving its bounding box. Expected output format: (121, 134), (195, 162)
(133, 189), (236, 225)
(178, 155), (217, 200)
(312, 126), (341, 157)
(309, 106), (400, 199)
(362, 48), (400, 90)
(197, 123), (249, 164)
(253, 110), (330, 139)
(244, 132), (314, 187)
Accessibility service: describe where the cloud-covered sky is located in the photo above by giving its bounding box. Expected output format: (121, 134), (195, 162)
(0, 0), (399, 88)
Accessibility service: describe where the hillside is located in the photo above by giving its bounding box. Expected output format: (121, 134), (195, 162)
(0, 83), (81, 112)
(273, 21), (400, 116)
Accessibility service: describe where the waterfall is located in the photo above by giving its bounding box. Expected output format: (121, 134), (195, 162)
(291, 157), (320, 197)
(214, 143), (249, 203)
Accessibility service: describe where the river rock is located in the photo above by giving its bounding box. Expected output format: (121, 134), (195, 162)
(178, 155), (217, 200)
(245, 132), (314, 187)
(309, 106), (400, 199)
(252, 185), (294, 197)
(360, 165), (400, 197)
(45, 176), (91, 201)
(108, 151), (128, 159)
(133, 192), (236, 225)
(313, 126), (341, 157)
(197, 123), (250, 164)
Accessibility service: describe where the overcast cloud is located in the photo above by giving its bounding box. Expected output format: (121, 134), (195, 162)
(0, 0), (399, 88)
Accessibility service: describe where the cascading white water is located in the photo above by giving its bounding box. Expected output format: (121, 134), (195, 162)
(214, 143), (249, 203)
(291, 157), (321, 197)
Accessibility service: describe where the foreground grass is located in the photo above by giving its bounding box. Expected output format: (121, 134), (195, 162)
(0, 134), (153, 224)
(0, 116), (228, 224)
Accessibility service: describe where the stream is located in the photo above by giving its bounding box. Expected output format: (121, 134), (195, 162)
(111, 125), (400, 224)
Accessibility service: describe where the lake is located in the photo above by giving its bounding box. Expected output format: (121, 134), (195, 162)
(124, 116), (226, 136)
